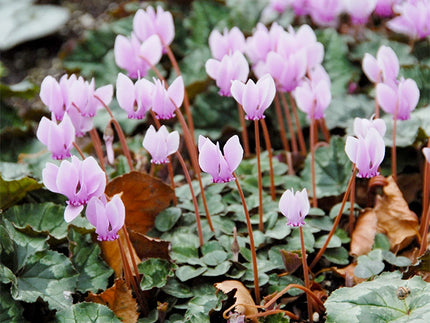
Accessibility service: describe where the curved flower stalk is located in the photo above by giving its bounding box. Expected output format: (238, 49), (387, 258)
(198, 135), (243, 183)
(36, 113), (75, 160)
(344, 0), (377, 25)
(42, 156), (106, 222)
(205, 51), (249, 97)
(208, 27), (246, 60)
(142, 125), (179, 164)
(86, 194), (125, 241)
(133, 6), (174, 49)
(114, 33), (162, 79)
(116, 73), (153, 119)
(151, 76), (184, 120)
(279, 188), (313, 321)
(387, 0), (430, 40)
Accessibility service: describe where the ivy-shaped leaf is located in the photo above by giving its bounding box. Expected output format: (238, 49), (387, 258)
(138, 258), (176, 291)
(0, 288), (24, 323)
(56, 302), (121, 322)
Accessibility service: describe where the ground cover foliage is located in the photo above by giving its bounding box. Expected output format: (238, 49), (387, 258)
(1, 0), (430, 322)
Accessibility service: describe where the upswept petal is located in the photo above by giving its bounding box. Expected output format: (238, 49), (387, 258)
(205, 59), (219, 80)
(56, 158), (80, 201)
(64, 204), (84, 223)
(81, 156), (106, 198)
(208, 29), (224, 60)
(142, 125), (158, 156)
(168, 76), (184, 108)
(257, 74), (276, 112)
(242, 80), (260, 119)
(355, 137), (371, 177)
(223, 135), (243, 173)
(140, 34), (162, 65)
(378, 45), (399, 82)
(345, 136), (358, 165)
(376, 82), (397, 115)
(362, 53), (380, 83)
(107, 195), (125, 232)
(198, 138), (220, 176)
(40, 76), (64, 119)
(42, 163), (60, 193)
(398, 78), (419, 120)
(294, 84), (313, 115)
(95, 84), (113, 107)
(230, 80), (246, 105)
(166, 131), (180, 156)
(114, 35), (134, 72)
(116, 73), (135, 113)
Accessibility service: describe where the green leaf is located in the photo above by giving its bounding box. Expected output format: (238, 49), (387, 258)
(162, 278), (193, 299)
(176, 265), (207, 282)
(285, 226), (315, 253)
(301, 136), (351, 199)
(354, 249), (385, 279)
(0, 287), (24, 323)
(203, 261), (232, 277)
(11, 249), (78, 311)
(325, 271), (430, 323)
(382, 251), (411, 267)
(56, 302), (121, 322)
(373, 233), (391, 251)
(268, 273), (304, 296)
(0, 263), (16, 285)
(266, 220), (291, 240)
(155, 207), (182, 232)
(184, 295), (218, 321)
(0, 172), (42, 209)
(315, 234), (342, 249)
(138, 258), (176, 291)
(68, 226), (113, 293)
(323, 247), (350, 265)
(202, 250), (229, 267)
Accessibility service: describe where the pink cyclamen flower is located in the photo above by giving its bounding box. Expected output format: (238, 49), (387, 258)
(362, 45), (399, 85)
(132, 6), (174, 47)
(353, 117), (387, 138)
(423, 147), (430, 164)
(387, 0), (430, 40)
(374, 0), (401, 17)
(198, 135), (243, 183)
(36, 113), (75, 160)
(86, 194), (125, 241)
(66, 106), (94, 137)
(308, 0), (343, 27)
(209, 27), (246, 60)
(294, 65), (331, 120)
(231, 74), (276, 120)
(114, 33), (162, 79)
(142, 125), (179, 164)
(205, 51), (249, 97)
(151, 76), (184, 120)
(344, 0), (377, 25)
(293, 24), (324, 72)
(279, 188), (310, 227)
(116, 73), (154, 119)
(42, 156), (106, 222)
(40, 75), (66, 121)
(376, 78), (420, 120)
(345, 128), (385, 178)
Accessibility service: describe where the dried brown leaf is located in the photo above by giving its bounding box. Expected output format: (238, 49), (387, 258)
(350, 208), (377, 257)
(86, 278), (138, 323)
(106, 171), (175, 235)
(214, 280), (258, 317)
(128, 229), (171, 260)
(374, 176), (419, 252)
(332, 263), (365, 286)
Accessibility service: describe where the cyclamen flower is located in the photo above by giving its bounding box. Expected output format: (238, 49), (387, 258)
(423, 147), (430, 164)
(133, 6), (174, 47)
(114, 33), (162, 79)
(344, 0), (377, 25)
(198, 135), (243, 183)
(205, 51), (249, 97)
(231, 74), (276, 120)
(345, 128), (385, 178)
(387, 0), (430, 40)
(209, 27), (246, 60)
(294, 65), (331, 120)
(40, 75), (66, 121)
(151, 76), (184, 120)
(116, 73), (153, 119)
(67, 107), (94, 137)
(362, 46), (399, 86)
(42, 156), (106, 222)
(376, 78), (420, 120)
(374, 0), (401, 17)
(293, 25), (324, 72)
(353, 117), (387, 138)
(142, 125), (179, 164)
(36, 113), (75, 160)
(86, 194), (125, 241)
(308, 0), (343, 27)
(279, 188), (310, 227)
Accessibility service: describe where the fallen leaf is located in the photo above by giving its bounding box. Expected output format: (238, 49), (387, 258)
(374, 176), (419, 252)
(86, 278), (138, 323)
(332, 263), (365, 286)
(128, 229), (171, 260)
(99, 228), (141, 277)
(106, 171), (175, 235)
(350, 208), (377, 257)
(214, 280), (258, 318)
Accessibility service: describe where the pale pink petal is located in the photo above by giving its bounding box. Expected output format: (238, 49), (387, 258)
(376, 83), (397, 115)
(378, 45), (399, 83)
(140, 34), (162, 66)
(198, 138), (220, 176)
(116, 73), (135, 113)
(64, 204), (84, 223)
(42, 163), (59, 192)
(345, 136), (358, 165)
(168, 76), (184, 108)
(230, 80), (246, 105)
(223, 135), (243, 173)
(205, 59), (219, 79)
(166, 131), (180, 156)
(257, 74), (276, 111)
(362, 53), (380, 83)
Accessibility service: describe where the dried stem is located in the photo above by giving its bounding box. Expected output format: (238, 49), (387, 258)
(176, 151), (204, 246)
(280, 92), (298, 153)
(300, 226), (313, 323)
(261, 119), (276, 201)
(310, 117), (318, 208)
(237, 102), (250, 157)
(310, 166), (357, 269)
(234, 175), (260, 304)
(121, 226), (140, 283)
(288, 92), (307, 155)
(274, 92), (291, 152)
(255, 120), (264, 232)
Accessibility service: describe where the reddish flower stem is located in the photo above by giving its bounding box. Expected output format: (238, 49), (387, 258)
(260, 119), (276, 201)
(392, 113), (398, 182)
(300, 226), (313, 323)
(237, 102), (250, 157)
(234, 175), (260, 304)
(349, 175), (356, 234)
(319, 118), (331, 143)
(89, 128), (106, 171)
(288, 92), (307, 156)
(420, 139), (430, 237)
(121, 226), (140, 284)
(255, 120), (264, 232)
(176, 151), (204, 246)
(310, 166), (357, 269)
(72, 142), (86, 160)
(310, 117), (318, 208)
(274, 92), (291, 152)
(280, 92), (298, 153)
(419, 206), (430, 256)
(374, 84), (380, 119)
(263, 284), (324, 311)
(94, 95), (134, 171)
